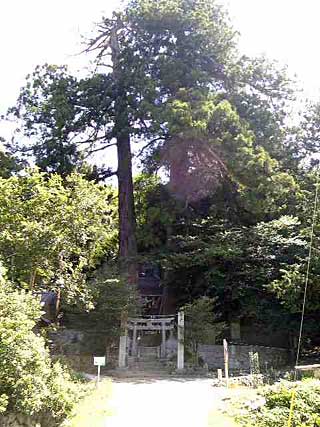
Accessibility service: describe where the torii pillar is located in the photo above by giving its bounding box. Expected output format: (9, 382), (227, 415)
(118, 312), (127, 368)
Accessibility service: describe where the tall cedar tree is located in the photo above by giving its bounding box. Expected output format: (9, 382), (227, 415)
(7, 0), (299, 279)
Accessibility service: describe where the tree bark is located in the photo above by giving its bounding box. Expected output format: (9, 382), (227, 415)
(29, 268), (37, 291)
(111, 21), (138, 285)
(117, 130), (138, 283)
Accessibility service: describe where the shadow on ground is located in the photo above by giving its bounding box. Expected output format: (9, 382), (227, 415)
(107, 373), (214, 385)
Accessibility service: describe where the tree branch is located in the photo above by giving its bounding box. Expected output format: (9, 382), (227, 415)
(136, 137), (166, 157)
(83, 142), (117, 158)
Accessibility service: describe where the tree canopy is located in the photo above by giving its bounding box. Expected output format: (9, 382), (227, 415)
(2, 0), (320, 346)
(0, 170), (117, 306)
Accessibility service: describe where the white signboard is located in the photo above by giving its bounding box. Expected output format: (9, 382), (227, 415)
(93, 356), (106, 366)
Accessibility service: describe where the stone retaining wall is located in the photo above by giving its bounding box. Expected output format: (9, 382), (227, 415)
(0, 414), (36, 427)
(49, 328), (118, 373)
(49, 328), (291, 373)
(166, 337), (290, 370)
(198, 344), (290, 371)
(0, 413), (56, 427)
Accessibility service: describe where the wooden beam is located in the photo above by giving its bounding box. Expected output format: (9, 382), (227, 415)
(127, 325), (174, 331)
(128, 317), (174, 323)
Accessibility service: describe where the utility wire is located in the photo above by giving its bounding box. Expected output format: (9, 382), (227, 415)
(287, 168), (319, 427)
(294, 169), (319, 376)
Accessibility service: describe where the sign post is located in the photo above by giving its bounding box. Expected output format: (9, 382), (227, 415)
(93, 356), (106, 386)
(223, 339), (229, 387)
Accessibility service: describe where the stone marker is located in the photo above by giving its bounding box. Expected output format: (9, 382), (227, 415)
(223, 339), (229, 387)
(118, 335), (127, 368)
(177, 311), (184, 370)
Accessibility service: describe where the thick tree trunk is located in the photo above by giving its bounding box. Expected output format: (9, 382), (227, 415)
(110, 22), (138, 369)
(111, 21), (138, 285)
(115, 120), (137, 368)
(117, 130), (138, 284)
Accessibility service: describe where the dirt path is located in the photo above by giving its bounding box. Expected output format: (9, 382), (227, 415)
(105, 378), (231, 427)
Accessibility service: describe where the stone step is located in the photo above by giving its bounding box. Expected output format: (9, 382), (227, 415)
(128, 368), (169, 374)
(129, 365), (166, 371)
(137, 346), (161, 358)
(136, 358), (160, 363)
(128, 366), (168, 371)
(128, 356), (167, 362)
(128, 359), (169, 371)
(106, 368), (173, 379)
(129, 372), (169, 376)
(128, 360), (167, 367)
(111, 371), (172, 379)
(128, 360), (166, 367)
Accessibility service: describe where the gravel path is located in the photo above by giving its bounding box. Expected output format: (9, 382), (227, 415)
(104, 378), (228, 427)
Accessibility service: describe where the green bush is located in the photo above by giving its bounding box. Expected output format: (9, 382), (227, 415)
(237, 379), (320, 427)
(0, 281), (81, 423)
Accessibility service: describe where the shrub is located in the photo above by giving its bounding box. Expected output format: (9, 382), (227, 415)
(0, 280), (81, 423)
(237, 379), (320, 427)
(183, 297), (225, 366)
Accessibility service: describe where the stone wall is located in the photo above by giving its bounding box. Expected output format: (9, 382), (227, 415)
(49, 327), (291, 373)
(0, 414), (36, 427)
(198, 344), (290, 371)
(49, 328), (117, 373)
(0, 413), (56, 427)
(166, 337), (290, 371)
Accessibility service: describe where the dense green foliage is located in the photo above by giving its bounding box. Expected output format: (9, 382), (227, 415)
(134, 173), (320, 344)
(237, 379), (320, 427)
(71, 275), (140, 344)
(0, 170), (117, 306)
(8, 2), (300, 216)
(7, 65), (115, 180)
(0, 142), (22, 178)
(7, 1), (320, 420)
(183, 297), (224, 365)
(0, 277), (81, 422)
(2, 0), (320, 349)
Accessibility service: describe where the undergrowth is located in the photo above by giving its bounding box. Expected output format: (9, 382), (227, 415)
(236, 379), (320, 427)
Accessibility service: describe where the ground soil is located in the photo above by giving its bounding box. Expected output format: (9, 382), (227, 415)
(104, 377), (236, 427)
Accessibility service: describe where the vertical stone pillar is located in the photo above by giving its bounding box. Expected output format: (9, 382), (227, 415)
(118, 314), (127, 368)
(223, 339), (229, 387)
(132, 322), (137, 357)
(118, 335), (127, 368)
(177, 311), (184, 371)
(161, 321), (166, 359)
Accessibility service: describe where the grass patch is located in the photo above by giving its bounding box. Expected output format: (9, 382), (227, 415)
(208, 411), (239, 427)
(207, 386), (257, 427)
(61, 379), (113, 427)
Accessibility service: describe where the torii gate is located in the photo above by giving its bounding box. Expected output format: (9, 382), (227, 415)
(118, 312), (184, 370)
